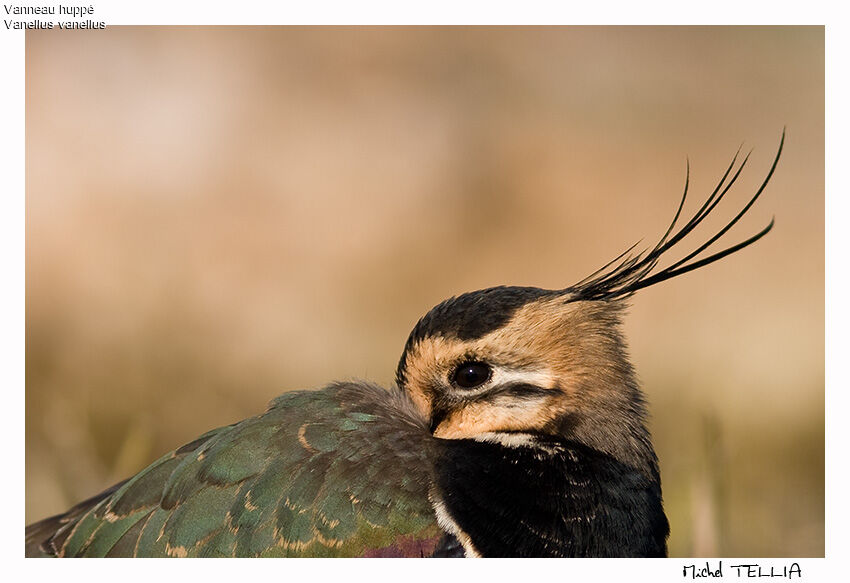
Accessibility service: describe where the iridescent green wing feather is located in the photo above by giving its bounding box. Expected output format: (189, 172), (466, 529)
(26, 382), (442, 557)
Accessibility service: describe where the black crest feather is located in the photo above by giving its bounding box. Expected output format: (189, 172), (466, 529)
(569, 129), (784, 301)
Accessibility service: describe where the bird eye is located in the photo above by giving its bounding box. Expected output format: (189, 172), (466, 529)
(452, 361), (492, 389)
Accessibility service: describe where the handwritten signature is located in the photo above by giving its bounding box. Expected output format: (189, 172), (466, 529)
(683, 561), (802, 579)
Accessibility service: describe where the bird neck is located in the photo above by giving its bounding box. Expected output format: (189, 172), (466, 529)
(433, 435), (668, 557)
(552, 388), (662, 482)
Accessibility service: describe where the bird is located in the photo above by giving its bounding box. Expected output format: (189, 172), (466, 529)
(25, 132), (784, 558)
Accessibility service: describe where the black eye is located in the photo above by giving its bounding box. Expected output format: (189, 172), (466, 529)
(452, 361), (492, 389)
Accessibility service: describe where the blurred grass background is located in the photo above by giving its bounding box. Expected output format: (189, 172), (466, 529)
(25, 26), (823, 557)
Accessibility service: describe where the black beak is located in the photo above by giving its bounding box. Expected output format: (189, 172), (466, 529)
(429, 404), (450, 434)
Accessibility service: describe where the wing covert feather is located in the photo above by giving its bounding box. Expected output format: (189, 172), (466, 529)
(26, 382), (441, 557)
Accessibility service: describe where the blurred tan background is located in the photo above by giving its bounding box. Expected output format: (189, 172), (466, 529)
(25, 26), (823, 557)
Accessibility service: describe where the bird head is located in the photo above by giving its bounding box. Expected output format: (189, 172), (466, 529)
(396, 287), (653, 469)
(395, 131), (784, 471)
(396, 287), (631, 438)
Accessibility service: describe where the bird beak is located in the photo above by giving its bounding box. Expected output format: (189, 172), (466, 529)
(429, 404), (450, 434)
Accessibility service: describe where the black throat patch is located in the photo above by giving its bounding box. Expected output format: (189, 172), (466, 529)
(432, 436), (669, 557)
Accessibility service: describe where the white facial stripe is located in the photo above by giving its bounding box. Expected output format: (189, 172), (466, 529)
(470, 431), (538, 448)
(491, 368), (554, 389)
(470, 431), (564, 453)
